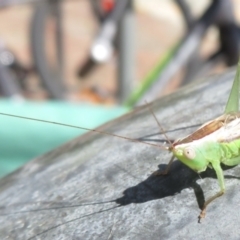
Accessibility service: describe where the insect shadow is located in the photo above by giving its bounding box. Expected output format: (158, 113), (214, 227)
(115, 160), (240, 211)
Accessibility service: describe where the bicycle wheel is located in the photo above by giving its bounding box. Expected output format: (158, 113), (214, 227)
(31, 0), (195, 101)
(30, 0), (66, 99)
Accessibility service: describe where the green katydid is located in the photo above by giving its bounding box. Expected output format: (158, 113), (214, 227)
(154, 59), (240, 221)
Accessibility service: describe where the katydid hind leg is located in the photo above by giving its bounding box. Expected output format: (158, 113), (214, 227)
(199, 162), (225, 222)
(152, 155), (175, 176)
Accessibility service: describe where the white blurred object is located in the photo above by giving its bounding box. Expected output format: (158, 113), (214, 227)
(91, 39), (113, 63)
(91, 20), (116, 63)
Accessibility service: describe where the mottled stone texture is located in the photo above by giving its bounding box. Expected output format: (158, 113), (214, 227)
(0, 69), (240, 240)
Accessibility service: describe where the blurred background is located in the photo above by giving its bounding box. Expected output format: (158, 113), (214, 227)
(0, 0), (240, 177)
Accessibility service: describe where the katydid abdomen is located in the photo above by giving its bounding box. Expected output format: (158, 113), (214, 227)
(221, 141), (240, 164)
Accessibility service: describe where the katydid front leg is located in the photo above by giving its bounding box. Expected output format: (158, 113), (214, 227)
(199, 162), (225, 222)
(199, 155), (240, 221)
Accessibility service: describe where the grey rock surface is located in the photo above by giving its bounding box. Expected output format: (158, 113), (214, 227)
(0, 69), (240, 240)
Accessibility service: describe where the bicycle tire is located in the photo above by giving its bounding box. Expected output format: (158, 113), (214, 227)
(30, 0), (66, 99)
(30, 0), (193, 99)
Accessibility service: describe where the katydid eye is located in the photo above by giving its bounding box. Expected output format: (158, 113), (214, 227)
(183, 147), (196, 160)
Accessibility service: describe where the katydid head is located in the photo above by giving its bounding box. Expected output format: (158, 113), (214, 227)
(170, 143), (208, 173)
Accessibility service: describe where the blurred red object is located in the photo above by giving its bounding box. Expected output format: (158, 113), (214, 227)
(101, 0), (114, 12)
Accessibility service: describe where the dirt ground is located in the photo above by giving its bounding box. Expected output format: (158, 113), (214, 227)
(0, 0), (239, 103)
